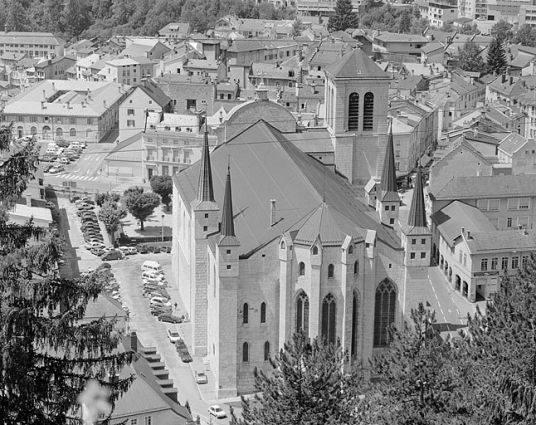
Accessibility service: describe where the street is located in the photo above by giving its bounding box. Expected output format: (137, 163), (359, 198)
(56, 196), (238, 425)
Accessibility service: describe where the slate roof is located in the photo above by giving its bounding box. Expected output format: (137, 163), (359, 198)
(375, 32), (428, 43)
(499, 133), (528, 155)
(285, 129), (334, 153)
(227, 40), (265, 53)
(34, 55), (76, 68)
(431, 201), (496, 244)
(84, 294), (126, 319)
(173, 120), (401, 256)
(325, 48), (390, 79)
(0, 32), (64, 46)
(137, 81), (171, 108)
(465, 229), (536, 253)
(434, 174), (536, 200)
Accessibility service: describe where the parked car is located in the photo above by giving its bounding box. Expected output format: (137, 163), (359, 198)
(164, 246), (172, 253)
(125, 247), (137, 255)
(81, 213), (97, 220)
(97, 262), (112, 270)
(158, 314), (182, 324)
(146, 246), (156, 253)
(175, 339), (192, 362)
(208, 405), (226, 419)
(150, 305), (171, 316)
(59, 156), (70, 165)
(91, 247), (106, 256)
(195, 371), (208, 384)
(56, 140), (70, 148)
(49, 165), (65, 174)
(137, 245), (148, 254)
(81, 224), (100, 231)
(85, 235), (104, 242)
(85, 241), (105, 250)
(167, 329), (181, 343)
(101, 250), (125, 261)
(150, 297), (172, 308)
(45, 201), (55, 209)
(42, 155), (56, 163)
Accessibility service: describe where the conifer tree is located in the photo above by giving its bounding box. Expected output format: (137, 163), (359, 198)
(328, 0), (359, 32)
(240, 332), (362, 425)
(486, 37), (508, 75)
(462, 253), (536, 424)
(0, 127), (135, 424)
(370, 303), (478, 425)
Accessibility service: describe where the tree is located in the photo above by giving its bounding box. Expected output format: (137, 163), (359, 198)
(397, 9), (412, 34)
(6, 0), (27, 31)
(457, 41), (485, 72)
(486, 37), (507, 76)
(149, 175), (173, 211)
(461, 254), (536, 424)
(513, 24), (536, 47)
(292, 19), (301, 37)
(95, 192), (121, 207)
(328, 0), (359, 32)
(0, 127), (135, 424)
(240, 332), (362, 425)
(370, 303), (477, 425)
(122, 187), (160, 231)
(61, 0), (92, 40)
(459, 22), (480, 35)
(97, 201), (127, 244)
(491, 19), (513, 42)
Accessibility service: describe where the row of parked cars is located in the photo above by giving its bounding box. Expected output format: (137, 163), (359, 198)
(139, 261), (192, 363)
(82, 263), (129, 316)
(43, 140), (86, 165)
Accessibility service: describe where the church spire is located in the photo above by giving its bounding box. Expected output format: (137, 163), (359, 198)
(407, 166), (427, 228)
(221, 165), (235, 237)
(379, 119), (398, 201)
(196, 126), (215, 203)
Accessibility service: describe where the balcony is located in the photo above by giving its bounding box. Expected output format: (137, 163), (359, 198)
(146, 156), (156, 161)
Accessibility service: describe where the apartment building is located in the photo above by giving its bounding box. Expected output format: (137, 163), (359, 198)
(141, 112), (216, 179)
(2, 80), (130, 143)
(98, 57), (155, 85)
(374, 32), (429, 57)
(0, 31), (65, 58)
(427, 1), (459, 27)
(34, 56), (76, 81)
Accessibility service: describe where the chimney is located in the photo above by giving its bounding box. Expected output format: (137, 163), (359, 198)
(461, 227), (465, 235)
(67, 101), (70, 109)
(467, 230), (471, 239)
(502, 74), (506, 84)
(40, 101), (45, 109)
(26, 193), (31, 206)
(42, 89), (46, 99)
(52, 82), (55, 91)
(311, 81), (316, 94)
(510, 76), (513, 85)
(270, 199), (276, 226)
(103, 100), (107, 109)
(130, 332), (138, 352)
(518, 224), (523, 230)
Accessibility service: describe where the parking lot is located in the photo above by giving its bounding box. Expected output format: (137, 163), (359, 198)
(39, 140), (87, 175)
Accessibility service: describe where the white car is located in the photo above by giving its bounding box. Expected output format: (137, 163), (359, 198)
(150, 297), (172, 308)
(167, 328), (181, 343)
(195, 371), (208, 384)
(84, 241), (105, 249)
(142, 270), (165, 280)
(208, 405), (226, 419)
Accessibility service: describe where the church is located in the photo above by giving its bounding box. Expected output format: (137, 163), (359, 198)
(171, 49), (431, 397)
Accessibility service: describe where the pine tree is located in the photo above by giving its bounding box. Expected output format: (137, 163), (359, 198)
(240, 332), (362, 425)
(0, 128), (135, 423)
(397, 9), (412, 34)
(457, 41), (485, 73)
(462, 253), (536, 424)
(328, 0), (359, 32)
(370, 303), (478, 424)
(486, 37), (507, 75)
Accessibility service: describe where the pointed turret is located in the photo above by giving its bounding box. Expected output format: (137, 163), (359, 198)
(379, 120), (399, 202)
(192, 127), (218, 211)
(219, 166), (240, 246)
(407, 166), (427, 229)
(376, 119), (400, 226)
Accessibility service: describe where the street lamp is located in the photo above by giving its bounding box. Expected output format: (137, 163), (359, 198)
(161, 214), (165, 242)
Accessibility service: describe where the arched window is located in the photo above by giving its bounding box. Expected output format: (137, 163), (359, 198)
(243, 303), (249, 324)
(280, 240), (285, 249)
(348, 92), (359, 131)
(348, 245), (354, 254)
(354, 260), (359, 275)
(328, 264), (334, 278)
(363, 92), (374, 131)
(242, 342), (249, 362)
(351, 291), (359, 356)
(70, 128), (76, 137)
(264, 341), (270, 361)
(312, 246), (318, 255)
(30, 126), (37, 136)
(260, 302), (266, 323)
(17, 126), (23, 138)
(374, 279), (397, 347)
(56, 127), (63, 138)
(296, 291), (309, 336)
(86, 129), (92, 138)
(321, 294), (336, 345)
(42, 125), (51, 140)
(299, 262), (305, 276)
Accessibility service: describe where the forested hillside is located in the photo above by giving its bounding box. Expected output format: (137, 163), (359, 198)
(0, 0), (295, 41)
